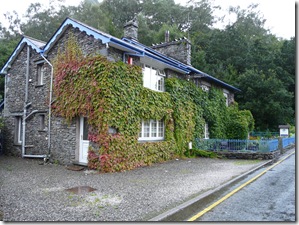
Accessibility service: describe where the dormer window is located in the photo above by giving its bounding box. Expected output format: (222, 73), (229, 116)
(142, 65), (165, 92)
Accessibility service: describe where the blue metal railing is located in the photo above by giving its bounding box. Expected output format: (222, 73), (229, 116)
(194, 137), (295, 153)
(250, 131), (279, 138)
(194, 138), (279, 153)
(282, 136), (295, 148)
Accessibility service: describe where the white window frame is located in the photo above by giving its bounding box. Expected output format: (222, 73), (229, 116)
(139, 119), (164, 141)
(223, 90), (229, 106)
(36, 63), (44, 86)
(142, 65), (165, 92)
(14, 116), (22, 144)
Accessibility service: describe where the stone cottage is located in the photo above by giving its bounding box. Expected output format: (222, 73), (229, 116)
(0, 17), (240, 166)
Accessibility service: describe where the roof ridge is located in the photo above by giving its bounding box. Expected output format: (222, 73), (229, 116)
(22, 35), (46, 44)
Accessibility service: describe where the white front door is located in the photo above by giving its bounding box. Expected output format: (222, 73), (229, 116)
(79, 117), (89, 164)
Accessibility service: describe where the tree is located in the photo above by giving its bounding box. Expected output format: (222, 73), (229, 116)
(0, 0), (295, 129)
(0, 22), (21, 100)
(20, 2), (78, 41)
(236, 69), (294, 131)
(274, 38), (295, 115)
(73, 0), (116, 35)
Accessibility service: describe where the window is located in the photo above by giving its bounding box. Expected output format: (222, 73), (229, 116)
(200, 84), (210, 92)
(204, 123), (209, 139)
(223, 91), (229, 106)
(196, 80), (210, 92)
(142, 65), (165, 92)
(14, 116), (22, 144)
(39, 114), (46, 131)
(139, 119), (164, 141)
(37, 63), (44, 85)
(82, 117), (89, 140)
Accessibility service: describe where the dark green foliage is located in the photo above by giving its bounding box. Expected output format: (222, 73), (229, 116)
(205, 88), (228, 138)
(165, 78), (254, 156)
(0, 36), (20, 100)
(236, 69), (293, 131)
(193, 149), (218, 158)
(226, 103), (254, 140)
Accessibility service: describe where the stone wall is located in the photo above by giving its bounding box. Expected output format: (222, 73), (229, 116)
(216, 150), (280, 160)
(2, 117), (19, 156)
(49, 116), (77, 165)
(5, 49), (27, 112)
(3, 44), (49, 156)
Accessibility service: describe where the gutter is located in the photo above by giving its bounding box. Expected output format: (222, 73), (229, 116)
(21, 47), (50, 159)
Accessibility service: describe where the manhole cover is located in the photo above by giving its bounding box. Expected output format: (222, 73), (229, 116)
(66, 165), (85, 171)
(65, 186), (97, 195)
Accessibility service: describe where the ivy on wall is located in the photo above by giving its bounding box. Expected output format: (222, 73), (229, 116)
(52, 35), (176, 172)
(205, 88), (229, 138)
(52, 35), (254, 172)
(165, 77), (255, 153)
(165, 78), (206, 155)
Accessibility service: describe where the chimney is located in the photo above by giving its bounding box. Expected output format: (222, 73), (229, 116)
(124, 18), (138, 41)
(165, 30), (169, 42)
(152, 36), (192, 65)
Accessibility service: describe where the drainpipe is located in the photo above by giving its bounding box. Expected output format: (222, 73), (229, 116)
(40, 53), (53, 159)
(22, 48), (47, 159)
(22, 46), (30, 157)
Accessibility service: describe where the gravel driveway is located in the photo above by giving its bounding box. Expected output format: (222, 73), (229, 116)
(0, 155), (267, 221)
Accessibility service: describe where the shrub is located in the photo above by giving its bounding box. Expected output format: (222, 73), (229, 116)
(193, 149), (218, 158)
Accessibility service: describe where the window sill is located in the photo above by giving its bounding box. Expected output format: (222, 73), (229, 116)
(138, 139), (164, 143)
(144, 87), (164, 93)
(13, 143), (22, 146)
(38, 130), (47, 132)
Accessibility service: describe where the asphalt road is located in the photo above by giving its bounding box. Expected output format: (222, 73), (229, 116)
(192, 152), (295, 222)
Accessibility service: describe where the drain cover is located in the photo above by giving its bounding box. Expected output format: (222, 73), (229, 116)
(66, 165), (85, 171)
(65, 186), (97, 195)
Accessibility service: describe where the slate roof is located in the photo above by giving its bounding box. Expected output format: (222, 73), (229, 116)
(0, 17), (240, 92)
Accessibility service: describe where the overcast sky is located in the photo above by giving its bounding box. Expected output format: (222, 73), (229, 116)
(0, 0), (296, 39)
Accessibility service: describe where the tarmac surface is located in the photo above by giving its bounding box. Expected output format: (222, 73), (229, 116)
(0, 147), (294, 221)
